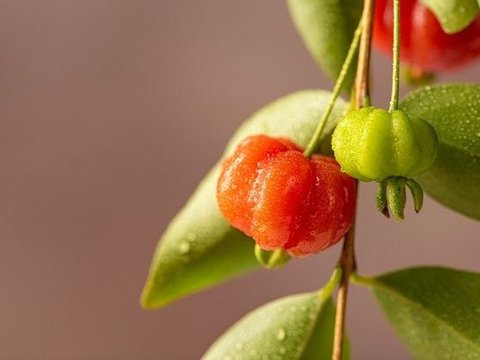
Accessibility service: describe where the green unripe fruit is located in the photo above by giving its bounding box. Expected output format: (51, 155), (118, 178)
(332, 107), (438, 182)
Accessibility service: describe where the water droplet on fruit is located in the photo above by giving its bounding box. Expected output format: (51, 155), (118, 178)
(179, 241), (190, 254)
(276, 327), (286, 341)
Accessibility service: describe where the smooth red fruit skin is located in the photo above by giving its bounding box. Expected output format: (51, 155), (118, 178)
(217, 135), (356, 257)
(373, 0), (480, 71)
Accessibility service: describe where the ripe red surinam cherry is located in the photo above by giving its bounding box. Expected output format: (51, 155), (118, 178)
(216, 135), (356, 257)
(373, 0), (480, 71)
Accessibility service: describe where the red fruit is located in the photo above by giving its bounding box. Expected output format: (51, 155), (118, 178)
(217, 135), (356, 257)
(373, 0), (480, 71)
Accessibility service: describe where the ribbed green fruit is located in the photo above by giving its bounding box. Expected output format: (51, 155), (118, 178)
(332, 107), (438, 182)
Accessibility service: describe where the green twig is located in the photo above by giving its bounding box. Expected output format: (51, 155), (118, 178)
(389, 0), (401, 112)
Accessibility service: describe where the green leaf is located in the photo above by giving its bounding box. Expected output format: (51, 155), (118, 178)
(226, 90), (348, 157)
(368, 266), (480, 360)
(287, 0), (363, 91)
(420, 0), (480, 33)
(202, 291), (349, 360)
(141, 90), (348, 309)
(400, 83), (480, 220)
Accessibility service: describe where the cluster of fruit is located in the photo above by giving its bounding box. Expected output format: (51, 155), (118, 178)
(216, 0), (479, 259)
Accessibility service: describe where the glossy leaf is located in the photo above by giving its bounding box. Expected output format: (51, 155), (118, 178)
(400, 84), (480, 220)
(369, 267), (480, 360)
(287, 0), (363, 91)
(420, 0), (480, 33)
(141, 90), (348, 309)
(202, 291), (349, 360)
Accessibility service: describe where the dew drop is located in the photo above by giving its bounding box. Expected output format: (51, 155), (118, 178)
(179, 241), (190, 254)
(276, 327), (287, 341)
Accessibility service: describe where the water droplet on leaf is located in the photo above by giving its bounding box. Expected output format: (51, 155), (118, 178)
(276, 327), (286, 341)
(179, 241), (190, 254)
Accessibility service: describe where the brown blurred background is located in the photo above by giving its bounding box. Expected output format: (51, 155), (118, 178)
(0, 1), (479, 359)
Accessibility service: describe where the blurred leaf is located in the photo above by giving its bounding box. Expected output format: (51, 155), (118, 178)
(420, 0), (479, 33)
(370, 267), (480, 360)
(287, 0), (363, 92)
(226, 89), (348, 156)
(141, 90), (348, 309)
(202, 290), (349, 360)
(400, 83), (480, 220)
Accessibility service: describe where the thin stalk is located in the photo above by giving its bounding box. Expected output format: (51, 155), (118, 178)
(350, 272), (377, 287)
(303, 21), (363, 158)
(320, 267), (343, 300)
(332, 1), (375, 358)
(354, 0), (375, 108)
(331, 187), (358, 360)
(389, 0), (401, 111)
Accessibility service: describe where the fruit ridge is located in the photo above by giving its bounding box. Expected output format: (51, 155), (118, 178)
(332, 107), (438, 182)
(217, 135), (356, 257)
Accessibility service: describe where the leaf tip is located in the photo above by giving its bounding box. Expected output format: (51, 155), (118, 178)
(140, 285), (156, 310)
(139, 280), (168, 310)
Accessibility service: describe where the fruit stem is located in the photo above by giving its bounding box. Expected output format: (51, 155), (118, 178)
(354, 0), (375, 108)
(303, 20), (363, 158)
(389, 0), (401, 112)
